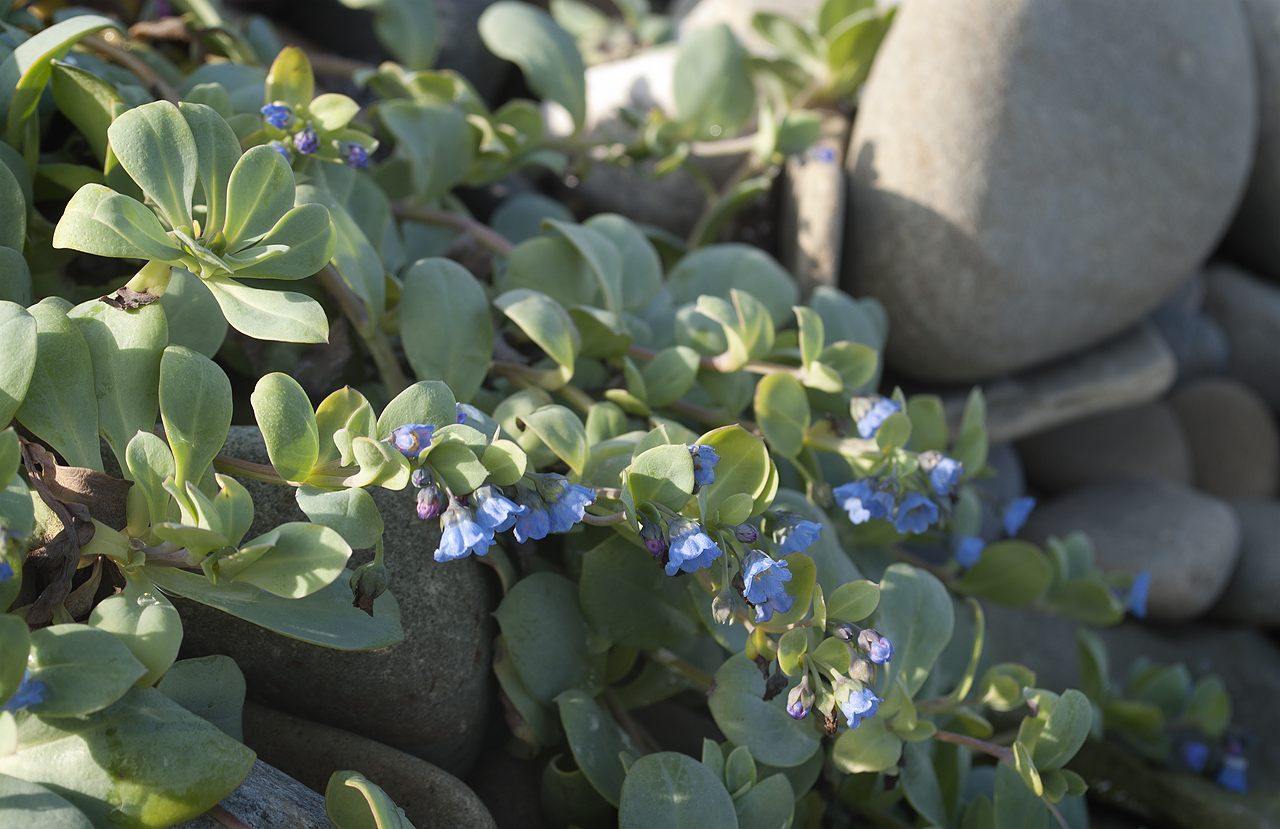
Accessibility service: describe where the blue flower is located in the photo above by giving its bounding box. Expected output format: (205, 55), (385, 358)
(1215, 755), (1248, 793)
(1126, 571), (1151, 619)
(787, 677), (814, 720)
(293, 126), (319, 155)
(665, 518), (722, 576)
(510, 486), (553, 543)
(0, 559), (12, 583)
(415, 485), (447, 520)
(1003, 497), (1036, 537)
(773, 513), (823, 555)
(841, 685), (883, 729)
(1182, 741), (1210, 773)
(0, 670), (45, 714)
(472, 485), (528, 533)
(741, 550), (794, 622)
(261, 103), (292, 129)
(857, 628), (894, 664)
(534, 475), (596, 533)
(928, 456), (964, 496)
(343, 142), (370, 169)
(456, 404), (468, 425)
(893, 492), (939, 535)
(833, 481), (894, 524)
(390, 423), (433, 458)
(857, 398), (901, 439)
(267, 140), (291, 161)
(955, 536), (986, 569)
(434, 501), (493, 561)
(687, 444), (720, 487)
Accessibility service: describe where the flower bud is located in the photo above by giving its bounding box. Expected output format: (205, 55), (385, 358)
(858, 628), (894, 664)
(343, 142), (370, 168)
(293, 126), (319, 155)
(349, 561), (390, 616)
(849, 657), (874, 685)
(733, 522), (759, 544)
(261, 102), (292, 130)
(416, 485), (447, 520)
(639, 516), (667, 557)
(410, 467), (432, 488)
(787, 676), (814, 720)
(711, 587), (734, 624)
(833, 622), (856, 642)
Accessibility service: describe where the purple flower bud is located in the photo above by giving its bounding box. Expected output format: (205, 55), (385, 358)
(857, 398), (901, 439)
(456, 404), (467, 424)
(639, 516), (667, 557)
(833, 622), (856, 642)
(416, 485), (447, 520)
(390, 423), (433, 458)
(410, 467), (431, 488)
(687, 444), (720, 487)
(261, 103), (292, 130)
(267, 140), (291, 161)
(293, 126), (319, 155)
(857, 629), (894, 665)
(787, 676), (815, 720)
(733, 523), (759, 544)
(343, 142), (370, 169)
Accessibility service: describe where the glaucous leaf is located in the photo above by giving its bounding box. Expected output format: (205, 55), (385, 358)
(16, 302), (102, 471)
(376, 380), (457, 438)
(231, 521), (352, 598)
(159, 345), (232, 487)
(493, 572), (605, 705)
(400, 258), (493, 403)
(0, 157), (23, 252)
(222, 145), (295, 250)
(579, 536), (699, 650)
(87, 572), (182, 688)
(155, 656), (246, 741)
(618, 752), (737, 829)
(0, 301), (37, 428)
(296, 486), (384, 550)
(106, 101), (198, 231)
(158, 269), (227, 357)
(673, 23), (754, 140)
(708, 653), (820, 768)
(479, 2), (586, 128)
(27, 624), (147, 718)
(876, 563), (954, 698)
(203, 278), (329, 343)
(556, 689), (633, 806)
(265, 45), (314, 109)
(251, 372), (320, 483)
(378, 101), (473, 202)
(178, 102), (242, 235)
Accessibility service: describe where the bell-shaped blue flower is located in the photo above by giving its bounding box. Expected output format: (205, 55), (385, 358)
(261, 103), (292, 129)
(833, 481), (894, 525)
(857, 629), (894, 665)
(665, 518), (722, 576)
(1003, 496), (1036, 537)
(928, 456), (964, 496)
(511, 486), (552, 543)
(741, 550), (794, 622)
(0, 670), (45, 714)
(390, 424), (433, 459)
(773, 512), (823, 555)
(687, 444), (720, 487)
(893, 493), (939, 535)
(1125, 571), (1151, 619)
(534, 474), (596, 533)
(954, 536), (986, 569)
(434, 501), (493, 562)
(857, 398), (901, 439)
(841, 685), (883, 729)
(472, 485), (528, 533)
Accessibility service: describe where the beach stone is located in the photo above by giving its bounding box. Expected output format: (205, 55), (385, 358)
(940, 323), (1176, 445)
(843, 0), (1256, 382)
(1170, 378), (1280, 498)
(1212, 499), (1280, 626)
(465, 745), (549, 829)
(243, 702), (497, 829)
(1016, 402), (1193, 495)
(1021, 479), (1240, 622)
(779, 111), (851, 297)
(1204, 263), (1280, 410)
(1149, 274), (1231, 383)
(174, 426), (494, 777)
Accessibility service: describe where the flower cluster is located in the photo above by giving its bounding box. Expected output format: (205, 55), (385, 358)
(834, 480), (943, 535)
(260, 101), (370, 168)
(430, 475), (595, 562)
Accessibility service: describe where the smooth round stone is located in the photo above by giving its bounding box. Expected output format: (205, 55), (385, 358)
(842, 0), (1256, 382)
(174, 427), (494, 777)
(1204, 263), (1280, 410)
(1021, 479), (1241, 622)
(1016, 402), (1193, 495)
(1170, 377), (1280, 498)
(1213, 499), (1280, 626)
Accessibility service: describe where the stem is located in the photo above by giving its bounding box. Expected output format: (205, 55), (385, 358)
(932, 730), (1014, 765)
(555, 383), (597, 416)
(581, 511), (626, 526)
(211, 454), (287, 485)
(314, 265), (409, 395)
(602, 688), (662, 755)
(394, 205), (514, 258)
(689, 133), (759, 158)
(645, 648), (715, 693)
(1047, 802), (1070, 829)
(686, 152), (760, 248)
(83, 33), (181, 103)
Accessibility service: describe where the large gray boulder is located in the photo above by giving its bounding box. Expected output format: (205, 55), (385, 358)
(1204, 263), (1280, 411)
(843, 0), (1256, 382)
(1213, 499), (1280, 627)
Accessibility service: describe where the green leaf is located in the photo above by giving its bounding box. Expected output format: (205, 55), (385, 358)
(309, 93), (361, 131)
(695, 425), (772, 521)
(251, 372), (320, 483)
(1, 14), (121, 146)
(378, 101), (473, 202)
(993, 761), (1049, 827)
(155, 655), (246, 741)
(400, 258), (493, 403)
(755, 372), (810, 458)
(373, 0), (440, 70)
(52, 184), (150, 260)
(224, 521), (351, 598)
(544, 220), (624, 315)
(585, 214), (662, 312)
(87, 572), (182, 688)
(876, 563), (954, 698)
(0, 156), (23, 253)
(495, 288), (581, 378)
(618, 752), (738, 829)
(296, 486), (384, 550)
(265, 45), (314, 109)
(673, 24), (754, 139)
(178, 102), (242, 236)
(952, 388), (988, 479)
(954, 540), (1052, 607)
(636, 347), (699, 411)
(626, 444), (695, 512)
(1032, 689), (1091, 771)
(669, 244), (798, 328)
(106, 101), (198, 231)
(778, 627), (807, 676)
(0, 302), (37, 428)
(831, 714), (903, 773)
(159, 345), (232, 486)
(481, 439), (528, 486)
(579, 536), (699, 650)
(0, 686), (255, 828)
(0, 774), (94, 829)
(27, 624), (147, 718)
(1012, 740), (1043, 796)
(479, 2), (587, 129)
(519, 405), (589, 475)
(222, 145), (296, 250)
(203, 277), (329, 343)
(377, 380), (457, 438)
(16, 302), (102, 471)
(557, 689), (632, 806)
(423, 442), (487, 494)
(156, 269), (227, 357)
(906, 395), (948, 452)
(825, 580), (879, 624)
(326, 770), (415, 829)
(148, 566), (404, 650)
(493, 572), (605, 705)
(901, 741), (948, 828)
(125, 431), (174, 523)
(0, 247), (32, 306)
(708, 653), (821, 767)
(691, 175), (772, 248)
(875, 411), (912, 451)
(91, 193), (184, 261)
(734, 772), (793, 829)
(0, 615), (30, 708)
(1184, 675), (1231, 738)
(68, 301), (168, 473)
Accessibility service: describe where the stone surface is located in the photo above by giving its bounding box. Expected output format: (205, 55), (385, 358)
(174, 427), (494, 777)
(1212, 499), (1280, 626)
(174, 760), (330, 829)
(779, 111), (851, 297)
(1204, 263), (1280, 410)
(1170, 378), (1280, 498)
(1021, 479), (1241, 622)
(1149, 275), (1231, 383)
(1224, 0), (1280, 281)
(940, 323), (1176, 444)
(243, 702), (497, 829)
(843, 0), (1256, 382)
(1016, 402), (1193, 495)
